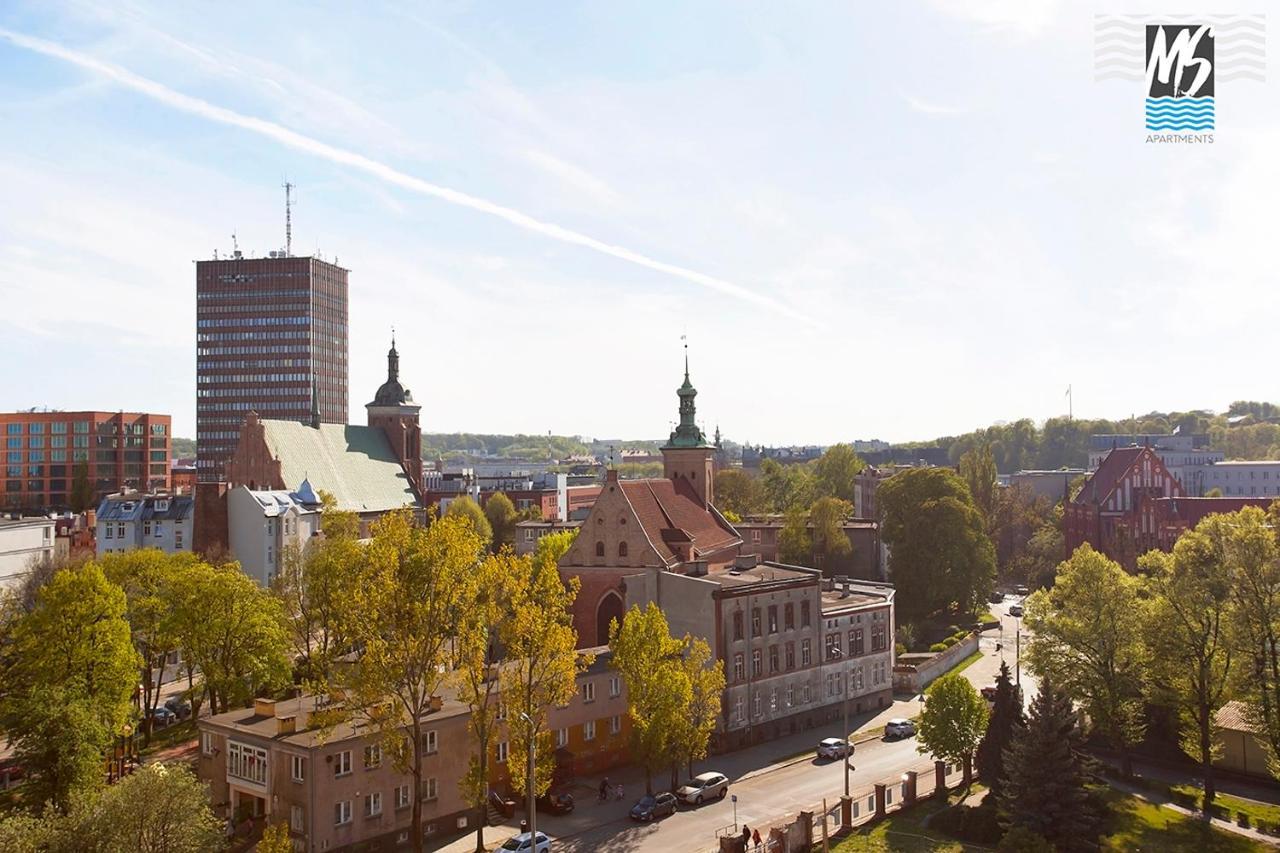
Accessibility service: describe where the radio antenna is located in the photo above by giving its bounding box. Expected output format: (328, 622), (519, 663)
(283, 181), (294, 256)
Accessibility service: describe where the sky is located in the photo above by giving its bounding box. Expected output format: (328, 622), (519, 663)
(0, 1), (1276, 445)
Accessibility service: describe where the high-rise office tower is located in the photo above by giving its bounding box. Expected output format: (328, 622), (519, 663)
(195, 252), (349, 482)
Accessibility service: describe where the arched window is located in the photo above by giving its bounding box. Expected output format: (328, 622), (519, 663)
(618, 541), (628, 558)
(595, 541), (605, 557)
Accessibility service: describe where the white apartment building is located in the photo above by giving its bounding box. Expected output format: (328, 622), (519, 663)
(0, 517), (55, 591)
(96, 493), (193, 557)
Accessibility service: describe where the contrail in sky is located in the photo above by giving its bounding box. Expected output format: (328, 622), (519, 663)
(0, 28), (813, 324)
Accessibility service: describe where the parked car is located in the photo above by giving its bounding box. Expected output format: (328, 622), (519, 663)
(676, 771), (729, 805)
(164, 696), (191, 720)
(536, 791), (574, 815)
(499, 831), (550, 853)
(1014, 585), (1029, 596)
(980, 686), (999, 703)
(147, 706), (177, 728)
(989, 591), (1004, 604)
(884, 718), (917, 740)
(630, 791), (678, 821)
(816, 737), (852, 760)
(1008, 604), (1024, 617)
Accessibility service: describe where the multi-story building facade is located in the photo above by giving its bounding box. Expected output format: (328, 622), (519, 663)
(95, 493), (194, 557)
(1086, 433), (1223, 493)
(226, 485), (323, 586)
(0, 411), (171, 513)
(734, 515), (884, 580)
(0, 517), (55, 591)
(1182, 460), (1280, 498)
(514, 519), (583, 556)
(196, 253), (349, 483)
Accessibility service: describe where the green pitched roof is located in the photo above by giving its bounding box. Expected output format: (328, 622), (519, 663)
(260, 421), (419, 513)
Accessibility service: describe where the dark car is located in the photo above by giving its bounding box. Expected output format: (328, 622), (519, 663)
(980, 686), (998, 703)
(988, 591), (1004, 604)
(164, 696), (192, 720)
(147, 706), (177, 728)
(536, 791), (574, 815)
(630, 792), (678, 822)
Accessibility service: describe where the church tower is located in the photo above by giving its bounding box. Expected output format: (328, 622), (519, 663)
(366, 334), (425, 496)
(661, 347), (715, 507)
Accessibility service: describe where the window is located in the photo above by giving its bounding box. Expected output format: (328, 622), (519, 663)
(785, 643), (796, 670)
(364, 744), (381, 769)
(826, 633), (842, 658)
(769, 645), (779, 673)
(618, 541), (628, 558)
(871, 624), (887, 652)
(801, 639), (812, 667)
(334, 800), (352, 826)
(396, 784), (411, 809)
(751, 608), (761, 637)
(422, 730), (438, 755)
(786, 683), (795, 707)
(784, 603), (794, 630)
(290, 805), (304, 832)
(752, 649), (762, 676)
(582, 681), (596, 703)
(753, 694), (762, 717)
(852, 628), (865, 656)
(555, 728), (569, 749)
(201, 732), (215, 756)
(425, 777), (438, 801)
(733, 611), (744, 641)
(291, 754), (306, 782)
(143, 521), (151, 536)
(610, 715), (622, 735)
(334, 750), (352, 777)
(801, 601), (812, 627)
(227, 741), (268, 785)
(497, 741), (508, 763)
(105, 525), (114, 540)
(583, 720), (596, 741)
(767, 605), (778, 633)
(803, 683), (812, 703)
(609, 676), (621, 697)
(733, 653), (744, 682)
(770, 688), (778, 712)
(595, 541), (604, 557)
(364, 792), (382, 817)
(752, 528), (761, 544)
(734, 697), (745, 723)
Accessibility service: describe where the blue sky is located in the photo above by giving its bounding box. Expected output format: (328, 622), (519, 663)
(0, 1), (1276, 444)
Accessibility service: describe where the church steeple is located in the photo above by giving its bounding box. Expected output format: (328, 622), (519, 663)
(387, 331), (399, 384)
(662, 342), (715, 507)
(666, 342), (708, 449)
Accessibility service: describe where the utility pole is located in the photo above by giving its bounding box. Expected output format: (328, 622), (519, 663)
(1015, 627), (1021, 688)
(520, 712), (536, 844)
(843, 679), (851, 797)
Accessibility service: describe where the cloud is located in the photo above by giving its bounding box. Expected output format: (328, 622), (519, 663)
(930, 0), (1064, 39)
(0, 27), (814, 325)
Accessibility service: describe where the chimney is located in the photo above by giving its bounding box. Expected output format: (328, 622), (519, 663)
(253, 697), (277, 717)
(606, 468), (619, 484)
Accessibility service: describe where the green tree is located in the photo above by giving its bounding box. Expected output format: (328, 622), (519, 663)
(999, 677), (1098, 851)
(609, 603), (689, 794)
(759, 458), (815, 513)
(975, 661), (1023, 802)
(169, 560), (290, 715)
(713, 469), (766, 517)
(671, 634), (725, 781)
(444, 495), (493, 546)
(501, 534), (589, 825)
(484, 492), (519, 553)
(0, 562), (140, 811)
(69, 461), (95, 513)
(916, 673), (988, 784)
(343, 510), (483, 853)
(959, 444), (998, 522)
(1140, 520), (1236, 808)
(258, 820), (293, 853)
(777, 505), (812, 566)
(810, 496), (853, 566)
(879, 468), (996, 620)
(811, 444), (864, 503)
(1024, 545), (1147, 776)
(87, 762), (223, 852)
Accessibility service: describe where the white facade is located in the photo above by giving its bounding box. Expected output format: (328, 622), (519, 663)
(227, 486), (321, 585)
(95, 494), (193, 558)
(1185, 460), (1280, 498)
(0, 518), (55, 591)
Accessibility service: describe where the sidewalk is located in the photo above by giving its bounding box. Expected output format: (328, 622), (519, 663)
(1105, 775), (1278, 847)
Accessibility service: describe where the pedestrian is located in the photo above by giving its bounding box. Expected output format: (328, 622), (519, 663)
(741, 824), (751, 845)
(752, 828), (762, 850)
(599, 777), (609, 802)
(615, 783), (624, 801)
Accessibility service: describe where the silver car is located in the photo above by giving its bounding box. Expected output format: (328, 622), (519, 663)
(676, 771), (729, 805)
(816, 737), (852, 760)
(884, 718), (916, 740)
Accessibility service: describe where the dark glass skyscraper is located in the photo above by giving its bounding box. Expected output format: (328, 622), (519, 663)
(195, 253), (348, 482)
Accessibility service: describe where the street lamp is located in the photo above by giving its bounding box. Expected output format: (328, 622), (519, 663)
(829, 648), (853, 797)
(518, 712), (536, 845)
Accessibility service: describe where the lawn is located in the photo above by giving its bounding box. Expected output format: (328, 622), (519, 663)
(139, 719), (198, 757)
(823, 794), (990, 852)
(1097, 787), (1268, 852)
(1163, 782), (1280, 829)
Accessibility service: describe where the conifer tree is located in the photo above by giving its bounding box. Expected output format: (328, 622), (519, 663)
(975, 661), (1024, 801)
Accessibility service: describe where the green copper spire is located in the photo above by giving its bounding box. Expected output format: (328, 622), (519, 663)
(666, 343), (708, 448)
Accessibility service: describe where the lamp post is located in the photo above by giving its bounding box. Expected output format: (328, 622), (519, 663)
(519, 712), (536, 845)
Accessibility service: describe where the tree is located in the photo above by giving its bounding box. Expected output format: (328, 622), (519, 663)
(87, 762), (223, 852)
(759, 458), (815, 513)
(610, 603), (690, 793)
(999, 677), (1098, 851)
(259, 820), (294, 853)
(812, 444), (864, 504)
(169, 560), (290, 715)
(713, 469), (766, 517)
(1024, 545), (1147, 775)
(777, 505), (812, 566)
(69, 461), (95, 513)
(444, 495), (493, 546)
(1222, 505), (1280, 776)
(879, 468), (996, 620)
(1140, 519), (1236, 807)
(810, 497), (853, 566)
(1016, 522), (1064, 593)
(916, 673), (988, 784)
(455, 552), (509, 852)
(975, 661), (1024, 801)
(0, 562), (140, 811)
(959, 444), (998, 522)
(500, 532), (588, 826)
(671, 634), (725, 781)
(343, 509), (483, 853)
(270, 497), (362, 686)
(484, 492), (519, 553)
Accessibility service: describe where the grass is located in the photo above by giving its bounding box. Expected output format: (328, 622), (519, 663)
(139, 719), (198, 757)
(1162, 782), (1280, 828)
(1097, 787), (1268, 852)
(821, 792), (989, 852)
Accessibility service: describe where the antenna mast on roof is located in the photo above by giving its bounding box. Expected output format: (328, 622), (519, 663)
(283, 181), (294, 256)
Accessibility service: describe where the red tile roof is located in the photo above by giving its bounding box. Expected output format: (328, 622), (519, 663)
(619, 478), (740, 564)
(1075, 446), (1145, 506)
(1215, 700), (1257, 733)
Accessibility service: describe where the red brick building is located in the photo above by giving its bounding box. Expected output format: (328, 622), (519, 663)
(1, 410), (171, 512)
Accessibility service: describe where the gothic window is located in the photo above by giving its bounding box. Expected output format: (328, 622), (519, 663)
(595, 541), (604, 557)
(618, 542), (628, 558)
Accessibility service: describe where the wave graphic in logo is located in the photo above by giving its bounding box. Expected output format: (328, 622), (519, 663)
(1145, 96), (1215, 130)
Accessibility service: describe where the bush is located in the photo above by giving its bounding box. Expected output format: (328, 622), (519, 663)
(930, 800), (1003, 845)
(896, 643), (907, 657)
(943, 636), (958, 648)
(997, 826), (1054, 852)
(1238, 811), (1250, 828)
(947, 625), (962, 635)
(930, 643), (948, 653)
